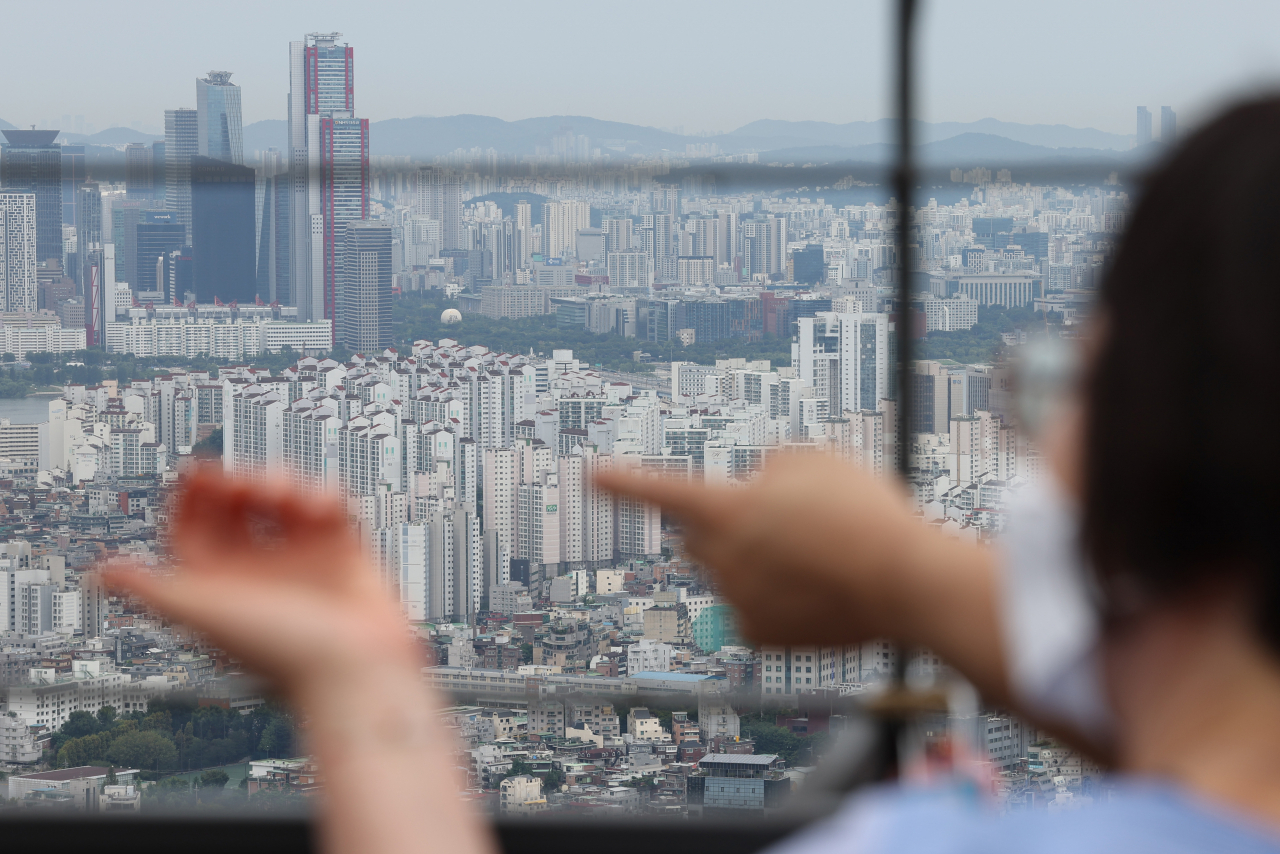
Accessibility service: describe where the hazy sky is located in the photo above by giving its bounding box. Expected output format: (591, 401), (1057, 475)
(7, 0), (1280, 136)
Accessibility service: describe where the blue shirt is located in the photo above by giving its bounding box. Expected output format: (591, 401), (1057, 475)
(769, 784), (1280, 854)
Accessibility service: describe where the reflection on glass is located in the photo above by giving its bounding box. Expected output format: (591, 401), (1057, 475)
(0, 12), (1131, 826)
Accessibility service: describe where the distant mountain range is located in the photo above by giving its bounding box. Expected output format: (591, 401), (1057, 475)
(240, 114), (1137, 162)
(0, 124), (161, 145)
(1, 114), (1147, 168)
(728, 118), (1131, 151)
(757, 133), (1147, 168)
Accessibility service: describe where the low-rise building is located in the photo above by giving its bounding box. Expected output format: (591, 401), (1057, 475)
(8, 766), (139, 804)
(0, 710), (40, 762)
(627, 706), (666, 742)
(499, 774), (546, 815)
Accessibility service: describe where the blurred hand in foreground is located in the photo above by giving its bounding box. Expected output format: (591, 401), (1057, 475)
(106, 468), (419, 696)
(596, 453), (1000, 681)
(596, 453), (920, 644)
(107, 469), (495, 854)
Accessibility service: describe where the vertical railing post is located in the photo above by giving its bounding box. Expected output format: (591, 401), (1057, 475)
(894, 0), (918, 479)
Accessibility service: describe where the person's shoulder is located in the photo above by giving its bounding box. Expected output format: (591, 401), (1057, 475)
(766, 783), (1280, 854)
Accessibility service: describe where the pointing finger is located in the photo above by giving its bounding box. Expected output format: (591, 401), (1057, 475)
(592, 470), (730, 528)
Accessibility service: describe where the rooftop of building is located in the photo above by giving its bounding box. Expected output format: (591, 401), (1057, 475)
(698, 754), (780, 766)
(630, 671), (713, 682)
(14, 765), (135, 782)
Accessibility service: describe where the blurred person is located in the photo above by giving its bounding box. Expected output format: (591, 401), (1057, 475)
(115, 98), (1280, 853)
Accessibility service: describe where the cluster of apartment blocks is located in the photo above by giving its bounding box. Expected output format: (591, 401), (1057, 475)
(213, 305), (1043, 627)
(424, 179), (1115, 351)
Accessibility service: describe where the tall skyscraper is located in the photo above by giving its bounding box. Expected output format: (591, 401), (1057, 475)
(339, 220), (391, 353)
(0, 130), (64, 266)
(196, 71), (244, 164)
(135, 211), (186, 300)
(74, 182), (101, 289)
(124, 143), (154, 198)
(514, 199), (532, 268)
(257, 148), (286, 302)
(416, 165), (462, 251)
(110, 197), (167, 293)
(164, 108), (199, 238)
(288, 32), (369, 334)
(0, 191), (37, 312)
(1161, 106), (1177, 145)
(151, 141), (167, 205)
(1136, 107), (1152, 147)
(190, 155), (256, 303)
(320, 114), (369, 325)
(60, 143), (85, 229)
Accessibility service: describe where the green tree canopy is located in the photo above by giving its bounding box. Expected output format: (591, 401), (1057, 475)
(257, 717), (294, 759)
(199, 769), (230, 789)
(107, 729), (179, 771)
(61, 710), (102, 739)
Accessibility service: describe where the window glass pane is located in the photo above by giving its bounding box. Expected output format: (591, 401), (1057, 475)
(2, 0), (1277, 837)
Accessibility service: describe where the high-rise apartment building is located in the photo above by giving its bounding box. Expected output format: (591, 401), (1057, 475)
(190, 155), (256, 303)
(163, 108), (199, 238)
(1136, 106), (1153, 147)
(416, 166), (462, 251)
(1161, 106), (1177, 145)
(796, 311), (892, 418)
(540, 200), (590, 259)
(196, 71), (244, 164)
(339, 220), (391, 353)
(604, 218), (632, 253)
(0, 130), (63, 266)
(0, 191), (38, 312)
(287, 32), (369, 333)
(743, 216), (784, 281)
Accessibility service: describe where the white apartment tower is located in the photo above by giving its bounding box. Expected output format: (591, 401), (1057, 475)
(795, 311), (892, 419)
(0, 191), (37, 312)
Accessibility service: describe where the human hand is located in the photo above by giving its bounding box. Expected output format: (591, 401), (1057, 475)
(106, 469), (420, 699)
(596, 452), (932, 646)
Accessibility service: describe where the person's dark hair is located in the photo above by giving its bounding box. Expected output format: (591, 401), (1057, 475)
(1083, 97), (1280, 648)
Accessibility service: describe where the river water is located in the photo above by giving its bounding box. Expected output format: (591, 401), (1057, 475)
(0, 396), (59, 424)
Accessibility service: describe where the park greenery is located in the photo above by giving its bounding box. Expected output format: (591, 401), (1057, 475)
(739, 715), (829, 768)
(0, 296), (1059, 401)
(392, 291), (793, 371)
(917, 303), (1060, 364)
(51, 693), (297, 775)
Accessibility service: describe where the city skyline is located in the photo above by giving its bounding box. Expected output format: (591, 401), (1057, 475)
(5, 0), (1280, 137)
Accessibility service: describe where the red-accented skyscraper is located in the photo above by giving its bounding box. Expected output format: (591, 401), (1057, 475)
(287, 32), (368, 341)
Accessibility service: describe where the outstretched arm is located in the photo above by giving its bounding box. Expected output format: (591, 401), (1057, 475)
(109, 471), (495, 854)
(597, 454), (1012, 708)
(598, 453), (1113, 759)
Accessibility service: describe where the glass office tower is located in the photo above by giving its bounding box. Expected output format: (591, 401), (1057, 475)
(0, 129), (64, 266)
(190, 155), (256, 303)
(196, 71), (244, 165)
